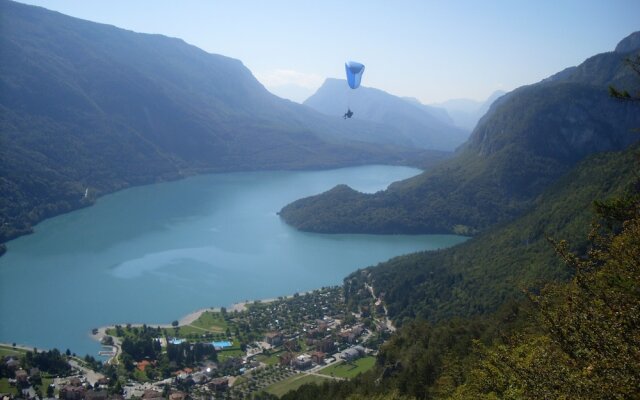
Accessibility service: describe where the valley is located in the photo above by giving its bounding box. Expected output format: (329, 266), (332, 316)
(0, 165), (466, 358)
(1, 1), (639, 399)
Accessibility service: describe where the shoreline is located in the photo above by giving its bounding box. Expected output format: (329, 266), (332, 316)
(91, 290), (314, 356)
(3, 289), (330, 365)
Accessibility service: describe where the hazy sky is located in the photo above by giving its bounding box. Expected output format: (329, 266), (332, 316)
(16, 0), (640, 103)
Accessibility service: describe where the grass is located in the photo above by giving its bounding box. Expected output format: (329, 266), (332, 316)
(0, 378), (17, 395)
(172, 325), (218, 338)
(318, 356), (376, 379)
(0, 344), (26, 357)
(217, 346), (244, 362)
(190, 312), (228, 332)
(0, 376), (54, 397)
(265, 374), (331, 397)
(255, 350), (284, 366)
(105, 312), (229, 341)
(37, 377), (54, 397)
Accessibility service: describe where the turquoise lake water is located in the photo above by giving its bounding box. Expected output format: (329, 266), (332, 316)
(0, 165), (467, 356)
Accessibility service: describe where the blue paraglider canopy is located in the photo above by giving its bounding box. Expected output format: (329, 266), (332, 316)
(345, 61), (365, 89)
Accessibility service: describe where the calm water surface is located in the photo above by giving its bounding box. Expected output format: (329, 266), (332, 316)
(0, 166), (467, 356)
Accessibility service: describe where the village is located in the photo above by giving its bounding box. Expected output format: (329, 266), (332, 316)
(2, 286), (392, 399)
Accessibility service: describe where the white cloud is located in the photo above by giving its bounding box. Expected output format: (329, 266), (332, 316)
(254, 69), (324, 90)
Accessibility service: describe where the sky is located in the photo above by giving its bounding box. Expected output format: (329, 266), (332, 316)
(16, 0), (640, 103)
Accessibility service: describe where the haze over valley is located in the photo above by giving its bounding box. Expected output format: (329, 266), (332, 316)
(1, 1), (639, 399)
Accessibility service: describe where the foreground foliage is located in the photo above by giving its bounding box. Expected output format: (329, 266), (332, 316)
(454, 182), (640, 399)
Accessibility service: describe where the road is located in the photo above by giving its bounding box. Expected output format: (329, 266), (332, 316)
(68, 359), (105, 386)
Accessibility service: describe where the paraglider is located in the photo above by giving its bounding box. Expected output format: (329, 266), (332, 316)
(344, 61), (364, 118)
(345, 61), (365, 89)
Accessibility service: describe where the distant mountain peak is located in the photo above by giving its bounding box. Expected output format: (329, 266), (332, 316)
(615, 31), (640, 53)
(304, 78), (469, 151)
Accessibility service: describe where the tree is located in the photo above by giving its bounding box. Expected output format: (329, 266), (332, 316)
(609, 55), (640, 102)
(454, 162), (640, 399)
(46, 384), (54, 398)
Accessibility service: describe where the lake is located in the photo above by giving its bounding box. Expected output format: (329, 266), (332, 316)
(0, 165), (467, 356)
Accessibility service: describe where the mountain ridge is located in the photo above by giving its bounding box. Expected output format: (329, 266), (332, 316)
(304, 78), (470, 151)
(279, 31), (640, 236)
(430, 90), (506, 130)
(0, 0), (442, 246)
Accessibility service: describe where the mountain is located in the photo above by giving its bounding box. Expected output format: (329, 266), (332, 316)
(265, 83), (316, 103)
(346, 142), (638, 324)
(0, 0), (444, 246)
(279, 32), (640, 236)
(281, 141), (639, 400)
(402, 97), (455, 125)
(304, 78), (470, 151)
(432, 90), (506, 130)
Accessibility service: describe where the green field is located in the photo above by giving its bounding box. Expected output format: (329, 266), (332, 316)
(0, 376), (54, 397)
(265, 374), (331, 397)
(0, 378), (17, 395)
(254, 350), (284, 366)
(318, 356), (376, 379)
(0, 345), (26, 357)
(190, 311), (228, 332)
(217, 346), (244, 362)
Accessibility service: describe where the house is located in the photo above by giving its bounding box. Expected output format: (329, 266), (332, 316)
(169, 391), (187, 400)
(136, 360), (151, 372)
(209, 377), (229, 392)
(4, 357), (19, 371)
(339, 326), (364, 344)
(352, 324), (364, 337)
(310, 351), (326, 365)
(338, 331), (353, 343)
(85, 390), (108, 400)
(191, 371), (209, 384)
(317, 339), (336, 354)
(292, 354), (312, 370)
(340, 348), (361, 361)
(14, 369), (28, 384)
(278, 352), (294, 367)
(96, 377), (110, 389)
(68, 377), (83, 387)
(264, 332), (283, 346)
(60, 385), (86, 400)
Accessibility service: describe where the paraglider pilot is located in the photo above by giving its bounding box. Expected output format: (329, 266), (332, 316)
(344, 61), (364, 120)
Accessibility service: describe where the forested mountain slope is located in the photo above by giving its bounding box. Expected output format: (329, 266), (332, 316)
(280, 118), (640, 400)
(345, 142), (638, 324)
(280, 32), (640, 236)
(0, 0), (439, 246)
